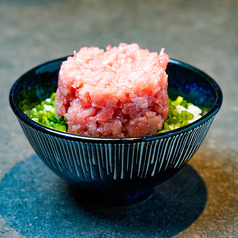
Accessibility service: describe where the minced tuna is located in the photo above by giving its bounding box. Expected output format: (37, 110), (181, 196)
(55, 43), (169, 138)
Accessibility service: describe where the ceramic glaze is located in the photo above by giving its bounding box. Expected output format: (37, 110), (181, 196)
(9, 57), (222, 205)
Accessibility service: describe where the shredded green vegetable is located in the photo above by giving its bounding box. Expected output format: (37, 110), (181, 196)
(24, 93), (204, 134)
(24, 93), (67, 132)
(159, 96), (200, 133)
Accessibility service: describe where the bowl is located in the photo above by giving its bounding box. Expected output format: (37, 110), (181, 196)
(9, 56), (222, 205)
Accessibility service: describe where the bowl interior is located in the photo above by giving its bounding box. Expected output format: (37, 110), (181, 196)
(13, 59), (64, 112)
(10, 57), (222, 139)
(167, 59), (220, 110)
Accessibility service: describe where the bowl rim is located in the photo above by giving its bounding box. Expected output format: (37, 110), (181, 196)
(9, 57), (223, 143)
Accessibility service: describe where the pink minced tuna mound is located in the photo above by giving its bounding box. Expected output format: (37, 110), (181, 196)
(55, 43), (169, 138)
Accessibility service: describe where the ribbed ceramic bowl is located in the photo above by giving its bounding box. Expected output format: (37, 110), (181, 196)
(9, 57), (222, 205)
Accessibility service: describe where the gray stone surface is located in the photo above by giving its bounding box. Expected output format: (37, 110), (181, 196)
(0, 0), (237, 237)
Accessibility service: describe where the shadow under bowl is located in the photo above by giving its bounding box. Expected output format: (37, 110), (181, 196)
(9, 57), (222, 205)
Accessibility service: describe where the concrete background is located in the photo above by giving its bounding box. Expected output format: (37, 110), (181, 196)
(0, 0), (237, 237)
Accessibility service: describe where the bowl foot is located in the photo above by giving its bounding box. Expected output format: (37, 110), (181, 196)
(68, 186), (154, 206)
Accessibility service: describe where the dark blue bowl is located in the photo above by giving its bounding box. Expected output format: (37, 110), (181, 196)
(9, 57), (222, 205)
